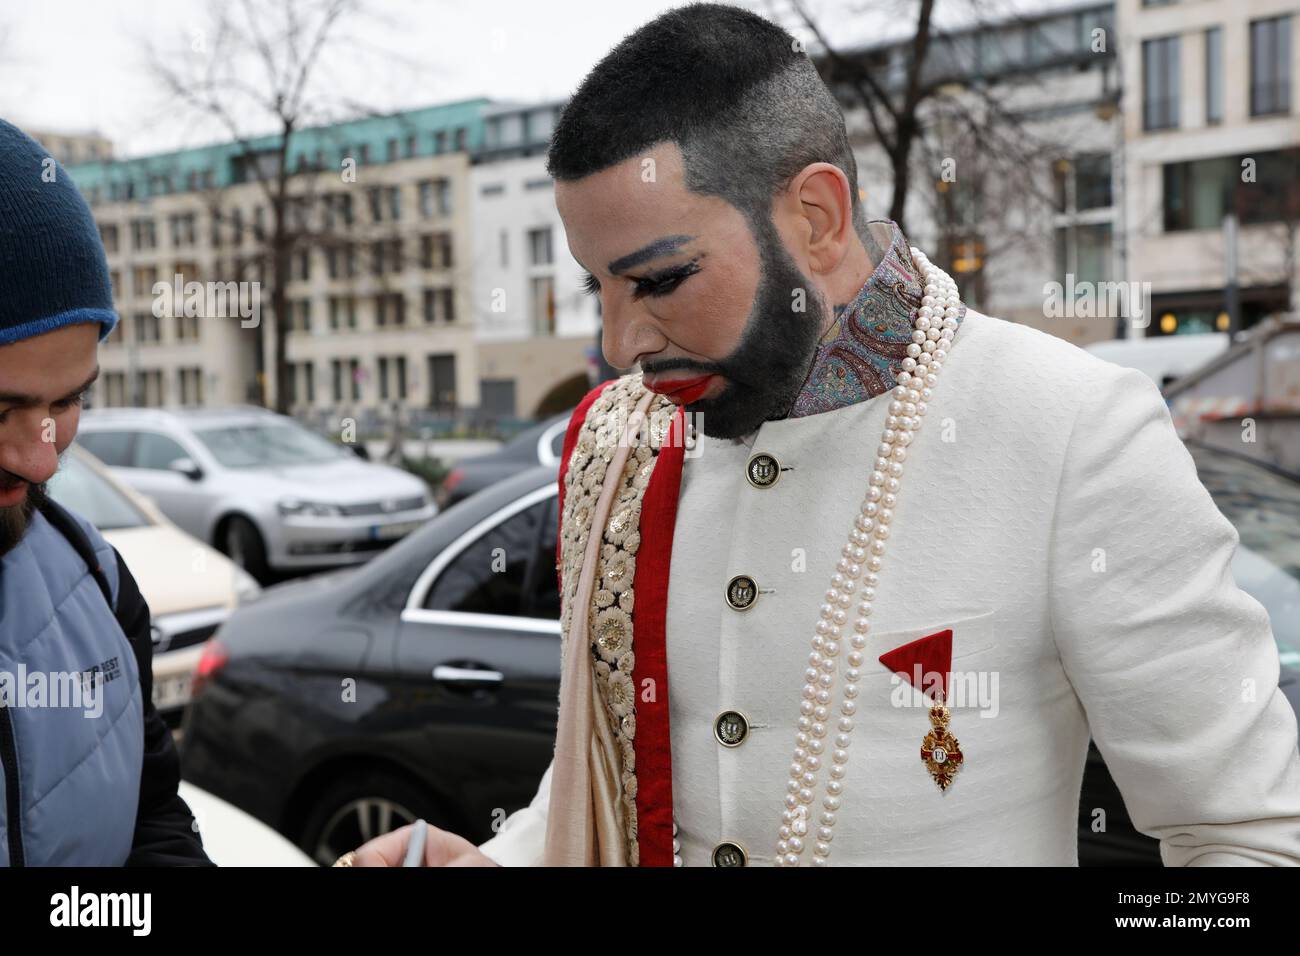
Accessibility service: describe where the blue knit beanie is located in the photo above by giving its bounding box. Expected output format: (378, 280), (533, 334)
(0, 119), (119, 346)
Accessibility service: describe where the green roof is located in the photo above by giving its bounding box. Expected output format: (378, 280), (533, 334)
(66, 98), (493, 202)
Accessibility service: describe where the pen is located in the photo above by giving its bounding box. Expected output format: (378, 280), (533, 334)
(403, 819), (428, 867)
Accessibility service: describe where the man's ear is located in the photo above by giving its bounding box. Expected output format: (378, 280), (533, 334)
(784, 162), (855, 276)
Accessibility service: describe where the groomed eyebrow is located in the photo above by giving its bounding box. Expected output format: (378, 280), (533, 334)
(0, 366), (100, 407)
(608, 234), (695, 275)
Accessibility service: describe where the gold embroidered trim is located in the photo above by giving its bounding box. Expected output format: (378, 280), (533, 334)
(558, 373), (678, 866)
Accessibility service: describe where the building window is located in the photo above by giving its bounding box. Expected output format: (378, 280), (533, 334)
(169, 212), (197, 247)
(135, 370), (164, 407)
(375, 292), (406, 327)
(134, 311), (162, 344)
(348, 359), (361, 401)
(175, 313), (200, 341)
(378, 356), (390, 400)
(427, 354), (456, 410)
(387, 138), (399, 162)
(530, 276), (555, 335)
(1142, 36), (1180, 131)
(130, 217), (157, 250)
(1205, 27), (1224, 125)
(179, 367), (204, 405)
(528, 227), (553, 266)
(331, 359), (343, 402)
(418, 178), (452, 218)
(328, 294), (358, 331)
(499, 229), (508, 268)
(100, 224), (119, 254)
(1162, 150), (1300, 231)
(103, 371), (127, 407)
(133, 266), (158, 298)
(1250, 16), (1292, 116)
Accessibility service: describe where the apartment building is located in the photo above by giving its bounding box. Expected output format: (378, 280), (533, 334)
(816, 1), (1123, 347)
(1120, 0), (1298, 336)
(58, 100), (488, 427)
(470, 100), (601, 419)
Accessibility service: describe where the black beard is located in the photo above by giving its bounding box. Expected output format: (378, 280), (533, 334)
(0, 479), (48, 558)
(649, 212), (828, 440)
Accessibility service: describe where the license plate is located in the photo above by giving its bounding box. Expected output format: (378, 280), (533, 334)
(370, 520), (421, 541)
(152, 674), (192, 711)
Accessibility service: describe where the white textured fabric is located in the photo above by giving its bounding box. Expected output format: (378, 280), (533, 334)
(479, 310), (1300, 866)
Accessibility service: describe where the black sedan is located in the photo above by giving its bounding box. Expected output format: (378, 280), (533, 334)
(434, 412), (569, 510)
(181, 444), (1300, 865)
(181, 465), (563, 865)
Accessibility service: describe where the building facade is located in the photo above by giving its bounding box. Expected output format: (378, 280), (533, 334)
(1120, 0), (1298, 337)
(821, 1), (1124, 347)
(470, 101), (601, 419)
(48, 95), (600, 429)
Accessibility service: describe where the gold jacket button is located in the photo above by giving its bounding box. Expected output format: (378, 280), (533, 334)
(712, 841), (748, 867)
(746, 451), (782, 488)
(714, 709), (750, 747)
(725, 574), (760, 611)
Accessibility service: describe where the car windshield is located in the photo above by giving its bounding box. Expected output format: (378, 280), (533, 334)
(193, 421), (349, 468)
(1189, 443), (1300, 668)
(46, 451), (150, 531)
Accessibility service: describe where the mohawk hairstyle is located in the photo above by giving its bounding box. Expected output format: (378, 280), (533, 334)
(546, 2), (865, 233)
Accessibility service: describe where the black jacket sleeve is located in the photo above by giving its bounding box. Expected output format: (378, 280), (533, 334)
(112, 547), (216, 866)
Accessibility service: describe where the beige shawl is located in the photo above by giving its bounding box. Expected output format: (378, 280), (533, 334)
(541, 388), (656, 866)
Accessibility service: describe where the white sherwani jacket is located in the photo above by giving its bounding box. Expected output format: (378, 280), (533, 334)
(478, 308), (1300, 866)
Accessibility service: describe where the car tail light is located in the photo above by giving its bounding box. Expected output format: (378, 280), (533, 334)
(191, 638), (229, 698)
(437, 467), (464, 506)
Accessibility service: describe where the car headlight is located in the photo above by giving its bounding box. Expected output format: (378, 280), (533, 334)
(277, 498), (341, 517)
(233, 566), (262, 604)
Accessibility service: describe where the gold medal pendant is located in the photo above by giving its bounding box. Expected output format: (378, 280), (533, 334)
(920, 692), (963, 791)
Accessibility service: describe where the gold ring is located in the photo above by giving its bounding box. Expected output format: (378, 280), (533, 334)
(332, 850), (357, 867)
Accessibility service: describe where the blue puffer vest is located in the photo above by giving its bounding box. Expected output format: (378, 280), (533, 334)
(0, 507), (143, 865)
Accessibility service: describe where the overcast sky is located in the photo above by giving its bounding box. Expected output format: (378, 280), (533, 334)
(0, 0), (1058, 158)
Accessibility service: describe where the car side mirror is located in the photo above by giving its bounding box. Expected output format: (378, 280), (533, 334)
(168, 457), (204, 481)
(349, 443), (371, 461)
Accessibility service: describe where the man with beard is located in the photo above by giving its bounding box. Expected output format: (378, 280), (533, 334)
(0, 119), (211, 865)
(348, 4), (1300, 867)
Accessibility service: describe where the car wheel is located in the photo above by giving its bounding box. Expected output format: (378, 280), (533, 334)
(298, 772), (453, 867)
(221, 515), (270, 582)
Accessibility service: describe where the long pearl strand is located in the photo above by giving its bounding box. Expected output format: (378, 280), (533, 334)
(774, 248), (960, 867)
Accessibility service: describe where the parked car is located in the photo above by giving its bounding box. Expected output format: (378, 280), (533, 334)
(1085, 333), (1230, 390)
(435, 411), (569, 510)
(181, 446), (1300, 866)
(180, 465), (559, 864)
(45, 444), (262, 725)
(77, 406), (437, 583)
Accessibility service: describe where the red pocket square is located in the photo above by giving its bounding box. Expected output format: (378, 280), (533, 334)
(878, 628), (953, 699)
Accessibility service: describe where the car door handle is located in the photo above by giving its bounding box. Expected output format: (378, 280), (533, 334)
(433, 665), (504, 684)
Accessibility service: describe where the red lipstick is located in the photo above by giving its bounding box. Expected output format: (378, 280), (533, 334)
(644, 374), (718, 404)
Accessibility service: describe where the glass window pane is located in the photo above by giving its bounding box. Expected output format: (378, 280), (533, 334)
(424, 501), (545, 615)
(133, 432), (189, 470)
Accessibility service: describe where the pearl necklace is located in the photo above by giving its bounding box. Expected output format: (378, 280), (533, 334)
(771, 248), (960, 867)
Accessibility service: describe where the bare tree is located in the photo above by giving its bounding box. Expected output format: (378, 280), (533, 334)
(144, 0), (413, 414)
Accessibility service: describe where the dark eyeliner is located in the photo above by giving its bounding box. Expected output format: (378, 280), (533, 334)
(631, 260), (701, 300)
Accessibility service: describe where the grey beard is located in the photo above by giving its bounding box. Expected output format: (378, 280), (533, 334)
(681, 212), (828, 440)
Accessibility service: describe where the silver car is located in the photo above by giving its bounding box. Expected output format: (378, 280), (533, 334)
(77, 407), (437, 581)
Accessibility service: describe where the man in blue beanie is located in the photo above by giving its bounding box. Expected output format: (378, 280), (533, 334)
(0, 119), (213, 865)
